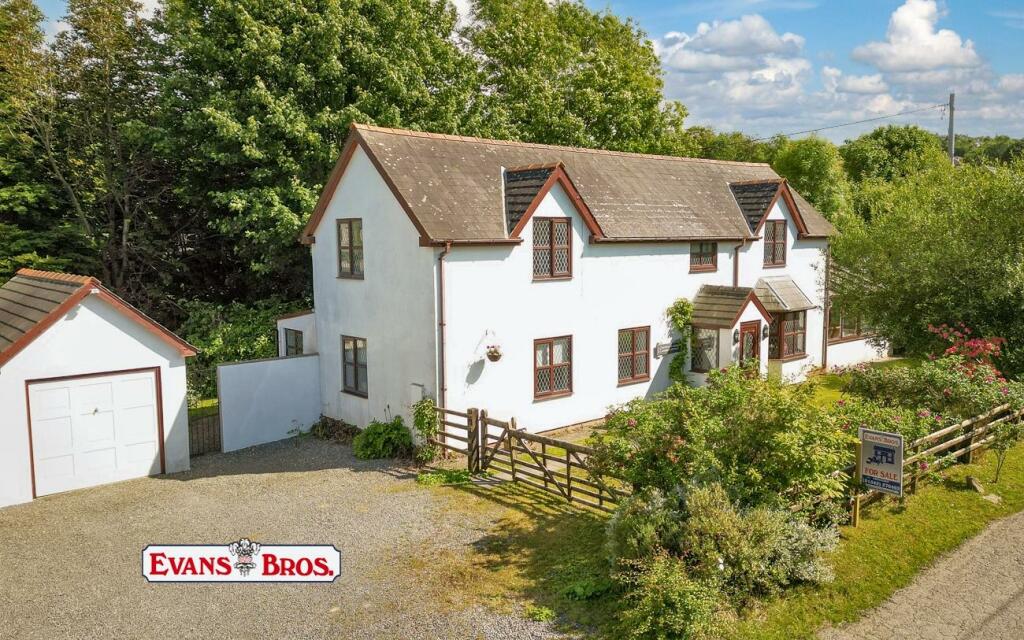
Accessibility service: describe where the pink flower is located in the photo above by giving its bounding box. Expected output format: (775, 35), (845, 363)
(919, 461), (928, 471)
(836, 399), (846, 407)
(918, 409), (931, 418)
(1001, 387), (1010, 396)
(627, 418), (637, 428)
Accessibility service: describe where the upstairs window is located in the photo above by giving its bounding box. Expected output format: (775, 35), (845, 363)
(689, 242), (717, 272)
(342, 335), (368, 396)
(617, 327), (650, 384)
(769, 311), (806, 359)
(533, 218), (571, 279)
(337, 219), (364, 278)
(535, 336), (572, 398)
(691, 327), (719, 373)
(763, 220), (786, 267)
(283, 329), (303, 356)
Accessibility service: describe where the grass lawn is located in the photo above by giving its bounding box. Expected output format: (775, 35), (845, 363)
(188, 398), (219, 419)
(729, 442), (1024, 638)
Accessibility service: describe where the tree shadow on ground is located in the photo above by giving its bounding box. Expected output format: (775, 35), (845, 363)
(446, 479), (623, 637)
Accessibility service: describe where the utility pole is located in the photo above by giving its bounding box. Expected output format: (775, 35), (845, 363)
(947, 92), (956, 165)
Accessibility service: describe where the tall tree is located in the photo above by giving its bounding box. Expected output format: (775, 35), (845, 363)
(771, 136), (852, 220)
(831, 160), (1024, 374)
(0, 0), (93, 280)
(1, 0), (176, 306)
(839, 124), (948, 183)
(466, 0), (690, 154)
(158, 0), (487, 296)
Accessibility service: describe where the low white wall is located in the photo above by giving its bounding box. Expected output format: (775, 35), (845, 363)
(218, 354), (321, 452)
(827, 338), (890, 369)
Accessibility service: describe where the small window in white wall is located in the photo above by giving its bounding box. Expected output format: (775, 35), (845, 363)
(342, 335), (368, 396)
(533, 218), (571, 279)
(691, 327), (719, 373)
(283, 329), (303, 356)
(337, 218), (364, 278)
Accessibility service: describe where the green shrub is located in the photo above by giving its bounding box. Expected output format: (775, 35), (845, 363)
(676, 484), (836, 604)
(416, 469), (472, 486)
(352, 416), (414, 459)
(309, 416), (360, 443)
(666, 298), (694, 384)
(841, 356), (1024, 420)
(618, 554), (727, 640)
(589, 366), (854, 510)
(605, 487), (684, 564)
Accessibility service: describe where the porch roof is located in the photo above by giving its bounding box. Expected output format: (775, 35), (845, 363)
(754, 276), (816, 313)
(691, 285), (773, 329)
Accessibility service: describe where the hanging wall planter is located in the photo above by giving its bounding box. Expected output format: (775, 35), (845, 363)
(486, 345), (502, 362)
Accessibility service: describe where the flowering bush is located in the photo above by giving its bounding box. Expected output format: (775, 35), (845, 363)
(590, 365), (854, 511)
(824, 397), (936, 443)
(928, 323), (1005, 371)
(840, 356), (1024, 421)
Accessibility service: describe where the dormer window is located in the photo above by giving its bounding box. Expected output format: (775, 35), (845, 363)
(763, 220), (786, 267)
(533, 218), (571, 279)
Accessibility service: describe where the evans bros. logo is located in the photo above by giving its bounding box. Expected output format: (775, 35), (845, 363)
(142, 538), (341, 583)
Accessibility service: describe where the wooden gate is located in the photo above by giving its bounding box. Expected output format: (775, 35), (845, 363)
(431, 407), (628, 512)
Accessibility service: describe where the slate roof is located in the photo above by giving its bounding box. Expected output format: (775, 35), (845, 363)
(754, 276), (816, 313)
(0, 269), (196, 366)
(504, 165), (555, 234)
(730, 180), (784, 232)
(692, 285), (758, 328)
(0, 270), (89, 356)
(305, 125), (833, 243)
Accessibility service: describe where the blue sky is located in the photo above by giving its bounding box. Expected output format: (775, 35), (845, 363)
(39, 0), (1024, 141)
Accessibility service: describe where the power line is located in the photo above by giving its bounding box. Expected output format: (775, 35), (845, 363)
(751, 101), (950, 141)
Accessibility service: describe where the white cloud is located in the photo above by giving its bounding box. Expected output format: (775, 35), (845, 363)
(823, 67), (889, 94)
(998, 74), (1024, 95)
(851, 0), (981, 72)
(675, 14), (804, 56)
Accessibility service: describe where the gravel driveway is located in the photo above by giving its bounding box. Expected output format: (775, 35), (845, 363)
(820, 509), (1024, 640)
(0, 438), (562, 640)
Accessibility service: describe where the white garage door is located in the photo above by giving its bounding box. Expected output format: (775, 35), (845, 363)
(28, 370), (162, 497)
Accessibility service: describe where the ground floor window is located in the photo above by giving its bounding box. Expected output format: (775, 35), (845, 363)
(535, 336), (572, 398)
(618, 326), (650, 384)
(283, 328), (303, 356)
(342, 335), (368, 396)
(769, 311), (806, 359)
(691, 327), (719, 372)
(829, 304), (873, 342)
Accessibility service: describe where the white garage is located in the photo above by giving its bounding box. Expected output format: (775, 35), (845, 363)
(0, 269), (196, 508)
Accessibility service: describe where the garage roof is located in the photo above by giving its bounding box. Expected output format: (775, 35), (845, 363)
(0, 269), (197, 367)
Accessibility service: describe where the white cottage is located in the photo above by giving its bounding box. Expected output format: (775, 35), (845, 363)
(288, 124), (885, 433)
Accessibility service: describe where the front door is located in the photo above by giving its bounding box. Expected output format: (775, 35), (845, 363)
(739, 321), (760, 365)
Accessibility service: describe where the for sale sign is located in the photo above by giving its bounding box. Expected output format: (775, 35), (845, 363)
(142, 538), (341, 583)
(859, 428), (904, 497)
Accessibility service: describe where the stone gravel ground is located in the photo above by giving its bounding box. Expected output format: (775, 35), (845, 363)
(0, 438), (567, 640)
(820, 509), (1024, 640)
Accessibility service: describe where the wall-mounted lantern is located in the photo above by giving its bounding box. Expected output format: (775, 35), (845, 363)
(732, 329), (740, 345)
(486, 345), (502, 362)
(762, 324), (770, 341)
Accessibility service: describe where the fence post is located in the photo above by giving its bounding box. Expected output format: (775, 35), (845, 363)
(508, 417), (517, 482)
(467, 408), (479, 473)
(960, 416), (980, 465)
(910, 443), (919, 495)
(851, 440), (862, 528)
(478, 409), (489, 471)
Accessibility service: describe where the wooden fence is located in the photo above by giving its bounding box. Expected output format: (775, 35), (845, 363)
(849, 402), (1024, 524)
(432, 407), (628, 513)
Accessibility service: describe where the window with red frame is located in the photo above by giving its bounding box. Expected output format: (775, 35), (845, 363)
(617, 327), (650, 383)
(763, 220), (786, 266)
(689, 241), (717, 272)
(533, 218), (571, 279)
(534, 336), (572, 398)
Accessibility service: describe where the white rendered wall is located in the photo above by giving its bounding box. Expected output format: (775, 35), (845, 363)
(309, 147), (438, 428)
(445, 184), (743, 432)
(0, 295), (189, 508)
(827, 338), (891, 368)
(277, 312), (317, 356)
(736, 198), (829, 382)
(218, 354), (321, 451)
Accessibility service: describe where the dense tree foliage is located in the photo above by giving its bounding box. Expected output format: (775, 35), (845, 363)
(831, 160), (1024, 374)
(839, 124), (949, 183)
(467, 0), (691, 155)
(771, 136), (851, 220)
